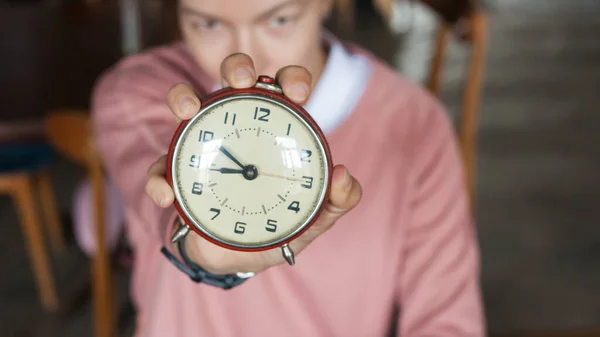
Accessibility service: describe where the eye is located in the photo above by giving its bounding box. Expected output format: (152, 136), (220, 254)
(269, 15), (293, 28)
(191, 18), (221, 31)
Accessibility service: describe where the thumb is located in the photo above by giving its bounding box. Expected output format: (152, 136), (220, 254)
(295, 165), (362, 246)
(319, 164), (362, 225)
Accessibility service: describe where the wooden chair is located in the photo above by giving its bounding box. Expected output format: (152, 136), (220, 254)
(426, 8), (487, 201)
(45, 110), (115, 337)
(0, 137), (64, 312)
(334, 0), (488, 200)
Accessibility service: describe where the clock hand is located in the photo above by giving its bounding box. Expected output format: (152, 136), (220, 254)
(259, 172), (305, 182)
(218, 146), (246, 169)
(210, 167), (244, 174)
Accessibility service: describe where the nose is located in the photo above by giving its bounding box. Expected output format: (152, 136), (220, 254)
(232, 29), (264, 71)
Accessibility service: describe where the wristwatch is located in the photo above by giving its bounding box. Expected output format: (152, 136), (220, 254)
(161, 219), (255, 290)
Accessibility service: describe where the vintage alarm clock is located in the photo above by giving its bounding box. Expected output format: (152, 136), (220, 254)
(166, 75), (333, 266)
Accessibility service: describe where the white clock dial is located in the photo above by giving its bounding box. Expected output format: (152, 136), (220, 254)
(172, 95), (328, 248)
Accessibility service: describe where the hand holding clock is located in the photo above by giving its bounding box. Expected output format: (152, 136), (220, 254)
(145, 53), (362, 275)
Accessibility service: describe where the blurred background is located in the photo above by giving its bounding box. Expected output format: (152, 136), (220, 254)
(0, 0), (599, 336)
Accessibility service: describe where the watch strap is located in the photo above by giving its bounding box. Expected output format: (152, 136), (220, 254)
(161, 236), (253, 290)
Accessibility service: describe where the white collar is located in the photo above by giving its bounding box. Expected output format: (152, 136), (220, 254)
(211, 40), (371, 135)
(303, 40), (370, 135)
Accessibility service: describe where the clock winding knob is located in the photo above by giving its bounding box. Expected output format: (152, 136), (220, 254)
(257, 75), (275, 84)
(255, 75), (283, 94)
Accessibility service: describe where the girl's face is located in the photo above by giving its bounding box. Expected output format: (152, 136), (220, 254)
(178, 0), (333, 87)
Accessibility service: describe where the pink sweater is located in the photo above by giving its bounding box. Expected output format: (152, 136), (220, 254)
(91, 41), (485, 337)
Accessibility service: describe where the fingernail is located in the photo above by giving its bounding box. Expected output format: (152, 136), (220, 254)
(343, 167), (352, 192)
(178, 96), (196, 117)
(288, 83), (309, 102)
(234, 67), (254, 87)
(154, 192), (165, 207)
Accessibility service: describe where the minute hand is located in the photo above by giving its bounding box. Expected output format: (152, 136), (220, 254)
(218, 146), (245, 169)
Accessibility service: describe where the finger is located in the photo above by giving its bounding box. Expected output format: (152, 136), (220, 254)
(220, 53), (257, 88)
(295, 165), (361, 246)
(145, 155), (175, 207)
(324, 164), (362, 215)
(166, 83), (201, 122)
(275, 66), (312, 104)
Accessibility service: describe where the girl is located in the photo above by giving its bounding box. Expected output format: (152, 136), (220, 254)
(92, 0), (484, 335)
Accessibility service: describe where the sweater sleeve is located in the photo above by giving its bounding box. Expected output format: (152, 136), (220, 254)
(90, 63), (181, 251)
(396, 96), (485, 336)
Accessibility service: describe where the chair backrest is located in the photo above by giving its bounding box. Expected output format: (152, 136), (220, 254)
(44, 109), (115, 337)
(427, 10), (488, 201)
(45, 110), (95, 167)
(334, 1), (487, 200)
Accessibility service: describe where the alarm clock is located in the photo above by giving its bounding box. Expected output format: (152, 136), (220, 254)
(166, 75), (333, 266)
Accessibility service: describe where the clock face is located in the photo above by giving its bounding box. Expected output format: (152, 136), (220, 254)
(171, 94), (329, 249)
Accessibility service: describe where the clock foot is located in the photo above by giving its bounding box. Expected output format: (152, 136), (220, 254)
(171, 223), (190, 243)
(281, 244), (295, 266)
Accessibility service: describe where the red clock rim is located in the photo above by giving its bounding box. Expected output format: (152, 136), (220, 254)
(165, 84), (334, 252)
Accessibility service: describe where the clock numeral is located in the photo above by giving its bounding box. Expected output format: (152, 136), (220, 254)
(286, 123), (291, 136)
(234, 221), (246, 234)
(198, 130), (214, 143)
(300, 149), (312, 163)
(301, 176), (313, 189)
(224, 112), (237, 125)
(189, 155), (201, 168)
(287, 201), (300, 213)
(254, 107), (270, 122)
(209, 208), (220, 220)
(266, 219), (278, 233)
(191, 182), (203, 195)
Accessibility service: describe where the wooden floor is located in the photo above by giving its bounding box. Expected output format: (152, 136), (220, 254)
(1, 0), (599, 336)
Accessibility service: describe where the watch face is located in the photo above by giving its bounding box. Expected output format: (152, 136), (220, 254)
(171, 93), (329, 249)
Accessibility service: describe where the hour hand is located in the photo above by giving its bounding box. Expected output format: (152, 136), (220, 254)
(218, 146), (245, 169)
(210, 167), (244, 174)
